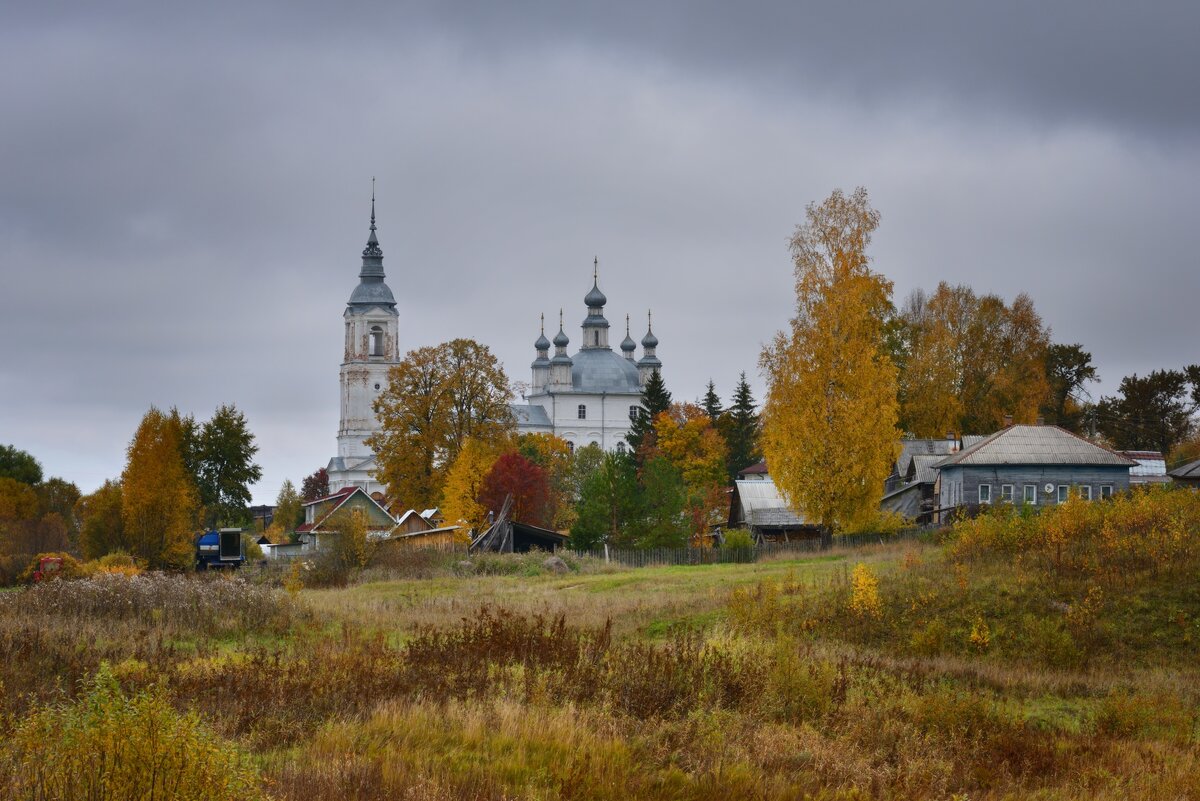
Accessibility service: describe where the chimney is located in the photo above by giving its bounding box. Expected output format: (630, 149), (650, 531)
(1036, 416), (1045, 426)
(1004, 414), (1013, 428)
(946, 431), (957, 453)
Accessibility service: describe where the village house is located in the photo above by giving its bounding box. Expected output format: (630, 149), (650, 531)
(296, 486), (398, 548)
(934, 423), (1135, 519)
(881, 435), (985, 524)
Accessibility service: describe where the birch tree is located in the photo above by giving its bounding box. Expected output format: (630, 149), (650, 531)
(760, 187), (899, 534)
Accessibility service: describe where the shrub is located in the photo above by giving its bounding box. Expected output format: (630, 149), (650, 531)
(722, 529), (755, 549)
(17, 551), (84, 583)
(0, 663), (266, 800)
(86, 550), (143, 577)
(849, 563), (882, 621)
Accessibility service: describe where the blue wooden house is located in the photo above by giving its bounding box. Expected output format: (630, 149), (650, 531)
(934, 424), (1135, 518)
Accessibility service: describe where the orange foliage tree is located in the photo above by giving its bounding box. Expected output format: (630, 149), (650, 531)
(120, 407), (201, 569)
(653, 403), (728, 541)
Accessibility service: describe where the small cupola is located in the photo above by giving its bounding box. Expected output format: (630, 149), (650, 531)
(620, 314), (637, 360)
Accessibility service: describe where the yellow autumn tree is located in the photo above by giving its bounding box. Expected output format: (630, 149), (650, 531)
(760, 187), (900, 534)
(369, 339), (514, 510)
(121, 407), (201, 568)
(440, 437), (505, 536)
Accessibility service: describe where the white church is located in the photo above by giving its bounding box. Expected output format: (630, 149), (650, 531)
(326, 203), (661, 493)
(510, 262), (663, 453)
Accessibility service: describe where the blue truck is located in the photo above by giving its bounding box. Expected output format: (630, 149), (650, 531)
(195, 528), (245, 570)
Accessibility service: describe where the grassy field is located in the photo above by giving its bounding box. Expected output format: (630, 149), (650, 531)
(309, 549), (875, 638)
(2, 495), (1199, 800)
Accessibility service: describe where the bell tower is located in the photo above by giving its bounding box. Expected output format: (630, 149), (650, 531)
(336, 184), (400, 469)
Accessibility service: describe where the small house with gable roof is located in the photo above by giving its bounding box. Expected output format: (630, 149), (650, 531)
(934, 424), (1135, 518)
(296, 486), (397, 546)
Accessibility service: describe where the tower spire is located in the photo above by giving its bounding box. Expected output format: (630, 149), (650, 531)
(540, 312), (545, 335)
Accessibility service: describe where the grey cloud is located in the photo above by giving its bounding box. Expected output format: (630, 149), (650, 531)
(1, 2), (1196, 503)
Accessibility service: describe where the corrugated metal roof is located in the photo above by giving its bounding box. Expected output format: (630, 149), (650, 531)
(935, 425), (1136, 468)
(734, 479), (810, 525)
(1170, 458), (1200, 479)
(909, 454), (943, 484)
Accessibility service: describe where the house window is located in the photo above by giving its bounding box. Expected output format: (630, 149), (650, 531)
(1100, 485), (1113, 499)
(978, 484), (991, 504)
(1057, 485), (1069, 503)
(1000, 484), (1014, 503)
(577, 404), (587, 420)
(1023, 485), (1037, 505)
(1078, 485), (1093, 501)
(629, 405), (639, 421)
(369, 326), (384, 357)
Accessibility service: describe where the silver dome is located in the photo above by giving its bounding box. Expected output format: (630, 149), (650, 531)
(570, 348), (642, 393)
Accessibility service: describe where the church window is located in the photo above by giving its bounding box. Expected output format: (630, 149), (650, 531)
(577, 404), (587, 420)
(369, 326), (384, 357)
(616, 442), (626, 455)
(567, 441), (575, 454)
(629, 405), (639, 421)
(374, 383), (380, 390)
(594, 331), (599, 346)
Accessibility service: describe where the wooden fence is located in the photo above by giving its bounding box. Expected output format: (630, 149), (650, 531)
(566, 527), (932, 568)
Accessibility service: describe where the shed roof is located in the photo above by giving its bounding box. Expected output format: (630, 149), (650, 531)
(733, 479), (810, 526)
(1170, 458), (1200, 479)
(934, 425), (1136, 468)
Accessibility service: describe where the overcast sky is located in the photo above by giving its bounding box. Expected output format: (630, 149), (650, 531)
(2, 1), (1197, 503)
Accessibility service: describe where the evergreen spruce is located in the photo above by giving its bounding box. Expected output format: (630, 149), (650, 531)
(701, 380), (723, 421)
(626, 370), (672, 454)
(725, 372), (761, 479)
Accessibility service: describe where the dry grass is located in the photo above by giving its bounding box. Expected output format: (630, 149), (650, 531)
(302, 549), (886, 638)
(2, 541), (1198, 801)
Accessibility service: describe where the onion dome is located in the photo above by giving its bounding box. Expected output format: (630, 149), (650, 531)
(584, 256), (607, 308)
(641, 322), (658, 349)
(620, 314), (637, 355)
(553, 327), (570, 348)
(535, 314), (551, 351)
(584, 281), (607, 308)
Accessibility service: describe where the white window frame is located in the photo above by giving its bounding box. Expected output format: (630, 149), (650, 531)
(577, 404), (587, 420)
(1057, 485), (1069, 503)
(629, 405), (639, 421)
(1023, 484), (1037, 505)
(978, 484), (992, 504)
(1000, 484), (1014, 503)
(1078, 485), (1093, 501)
(1100, 485), (1113, 499)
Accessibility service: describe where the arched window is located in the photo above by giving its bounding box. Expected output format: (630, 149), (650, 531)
(577, 404), (587, 420)
(615, 442), (626, 455)
(369, 326), (384, 357)
(566, 441), (575, 454)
